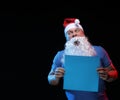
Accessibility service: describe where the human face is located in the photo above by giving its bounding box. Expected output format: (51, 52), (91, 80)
(65, 28), (85, 41)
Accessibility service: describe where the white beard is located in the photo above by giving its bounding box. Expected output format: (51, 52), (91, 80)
(64, 36), (96, 56)
(61, 37), (97, 64)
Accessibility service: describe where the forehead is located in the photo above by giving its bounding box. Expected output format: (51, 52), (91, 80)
(68, 27), (80, 31)
(67, 28), (81, 32)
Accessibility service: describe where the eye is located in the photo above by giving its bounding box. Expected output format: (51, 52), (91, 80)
(75, 28), (80, 32)
(67, 31), (73, 35)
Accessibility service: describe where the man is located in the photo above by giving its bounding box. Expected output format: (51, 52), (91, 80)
(47, 18), (118, 100)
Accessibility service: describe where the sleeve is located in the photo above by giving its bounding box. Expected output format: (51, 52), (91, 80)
(50, 51), (64, 72)
(99, 46), (112, 67)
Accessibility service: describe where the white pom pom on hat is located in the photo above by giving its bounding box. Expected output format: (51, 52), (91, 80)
(75, 19), (80, 24)
(63, 18), (84, 35)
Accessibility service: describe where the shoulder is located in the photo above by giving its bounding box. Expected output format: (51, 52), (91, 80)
(93, 45), (105, 51)
(54, 50), (64, 59)
(54, 49), (64, 55)
(93, 45), (103, 49)
(93, 45), (109, 57)
(57, 50), (64, 54)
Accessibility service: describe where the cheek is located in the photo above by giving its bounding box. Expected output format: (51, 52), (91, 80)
(77, 31), (85, 36)
(65, 34), (72, 40)
(68, 36), (73, 41)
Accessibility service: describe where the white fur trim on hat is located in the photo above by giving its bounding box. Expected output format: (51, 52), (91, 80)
(64, 19), (83, 34)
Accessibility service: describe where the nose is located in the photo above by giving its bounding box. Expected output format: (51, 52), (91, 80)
(72, 32), (77, 37)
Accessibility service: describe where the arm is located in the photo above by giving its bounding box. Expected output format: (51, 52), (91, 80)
(97, 63), (118, 82)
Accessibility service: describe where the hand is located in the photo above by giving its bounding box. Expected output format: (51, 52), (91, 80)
(97, 67), (109, 81)
(55, 67), (65, 78)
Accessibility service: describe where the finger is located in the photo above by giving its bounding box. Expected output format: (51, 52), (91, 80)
(55, 72), (64, 78)
(97, 68), (106, 71)
(56, 68), (65, 73)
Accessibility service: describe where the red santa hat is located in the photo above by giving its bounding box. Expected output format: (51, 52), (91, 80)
(63, 18), (84, 35)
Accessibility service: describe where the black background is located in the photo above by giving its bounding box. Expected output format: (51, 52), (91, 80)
(0, 1), (120, 100)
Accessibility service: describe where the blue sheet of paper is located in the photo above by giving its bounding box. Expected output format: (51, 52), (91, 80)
(63, 55), (100, 92)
